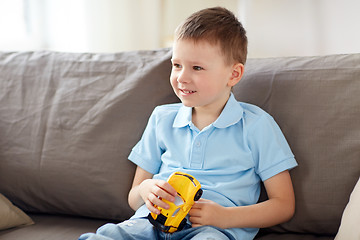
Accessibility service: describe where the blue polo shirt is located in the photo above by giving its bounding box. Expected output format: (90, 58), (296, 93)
(128, 93), (297, 240)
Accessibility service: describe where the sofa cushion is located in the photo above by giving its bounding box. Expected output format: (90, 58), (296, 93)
(0, 49), (178, 220)
(0, 194), (34, 230)
(335, 177), (360, 240)
(255, 232), (333, 240)
(0, 214), (109, 240)
(234, 53), (360, 235)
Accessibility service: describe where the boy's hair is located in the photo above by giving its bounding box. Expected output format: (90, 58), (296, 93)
(175, 7), (248, 65)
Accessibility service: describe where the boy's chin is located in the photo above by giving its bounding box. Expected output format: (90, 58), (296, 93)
(178, 98), (196, 108)
(181, 102), (194, 108)
(175, 95), (194, 108)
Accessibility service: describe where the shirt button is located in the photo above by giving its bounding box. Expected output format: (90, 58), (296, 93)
(195, 141), (201, 147)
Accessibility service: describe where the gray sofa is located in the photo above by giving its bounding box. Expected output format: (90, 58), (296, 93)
(0, 49), (359, 240)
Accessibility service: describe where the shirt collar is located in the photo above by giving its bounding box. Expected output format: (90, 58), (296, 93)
(173, 105), (192, 128)
(213, 93), (244, 128)
(173, 93), (244, 129)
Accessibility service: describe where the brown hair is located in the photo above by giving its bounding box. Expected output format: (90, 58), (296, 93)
(175, 7), (248, 65)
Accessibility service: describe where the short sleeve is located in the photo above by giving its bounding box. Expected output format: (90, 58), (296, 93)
(248, 113), (298, 181)
(128, 107), (163, 174)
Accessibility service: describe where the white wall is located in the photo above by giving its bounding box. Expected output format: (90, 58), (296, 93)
(41, 0), (163, 52)
(83, 0), (162, 52)
(242, 0), (360, 57)
(80, 0), (237, 52)
(0, 0), (359, 57)
(0, 0), (30, 50)
(161, 0), (238, 47)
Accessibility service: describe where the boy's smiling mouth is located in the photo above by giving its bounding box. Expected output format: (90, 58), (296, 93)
(180, 89), (197, 95)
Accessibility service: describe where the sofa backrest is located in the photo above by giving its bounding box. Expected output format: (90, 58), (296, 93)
(0, 50), (359, 236)
(0, 49), (178, 221)
(234, 54), (360, 235)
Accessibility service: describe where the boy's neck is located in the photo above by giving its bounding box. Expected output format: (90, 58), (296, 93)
(192, 109), (219, 131)
(191, 95), (230, 131)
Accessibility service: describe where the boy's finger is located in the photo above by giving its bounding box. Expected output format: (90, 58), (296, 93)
(148, 193), (170, 209)
(151, 189), (174, 203)
(192, 201), (204, 209)
(154, 181), (176, 202)
(158, 181), (177, 196)
(144, 198), (160, 214)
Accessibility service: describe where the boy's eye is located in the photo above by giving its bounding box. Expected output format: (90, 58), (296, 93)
(173, 63), (182, 69)
(193, 66), (203, 71)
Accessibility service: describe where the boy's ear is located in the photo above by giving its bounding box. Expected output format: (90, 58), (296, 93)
(228, 63), (244, 87)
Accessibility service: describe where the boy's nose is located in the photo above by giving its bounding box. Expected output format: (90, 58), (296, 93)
(177, 70), (189, 83)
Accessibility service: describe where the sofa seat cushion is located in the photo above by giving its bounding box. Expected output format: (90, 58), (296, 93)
(0, 213), (110, 240)
(255, 233), (334, 240)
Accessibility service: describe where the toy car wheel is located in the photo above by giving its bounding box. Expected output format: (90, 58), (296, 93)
(194, 189), (203, 201)
(178, 218), (187, 231)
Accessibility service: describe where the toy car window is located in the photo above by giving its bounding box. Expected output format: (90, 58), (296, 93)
(174, 195), (184, 206)
(172, 207), (180, 217)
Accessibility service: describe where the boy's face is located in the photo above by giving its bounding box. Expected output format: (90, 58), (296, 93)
(170, 39), (239, 111)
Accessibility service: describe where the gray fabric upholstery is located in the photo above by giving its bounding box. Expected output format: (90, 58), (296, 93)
(255, 233), (333, 240)
(0, 50), (359, 239)
(0, 49), (178, 221)
(0, 214), (109, 240)
(234, 54), (360, 235)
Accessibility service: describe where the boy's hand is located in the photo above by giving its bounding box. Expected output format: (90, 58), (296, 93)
(138, 179), (177, 215)
(189, 199), (227, 228)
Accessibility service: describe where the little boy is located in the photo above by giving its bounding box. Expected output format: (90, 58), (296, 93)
(79, 7), (297, 240)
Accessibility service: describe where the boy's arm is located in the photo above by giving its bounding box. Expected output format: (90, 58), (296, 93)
(128, 166), (176, 214)
(189, 170), (295, 229)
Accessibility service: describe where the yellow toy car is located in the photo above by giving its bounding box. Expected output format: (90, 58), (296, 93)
(148, 171), (203, 233)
